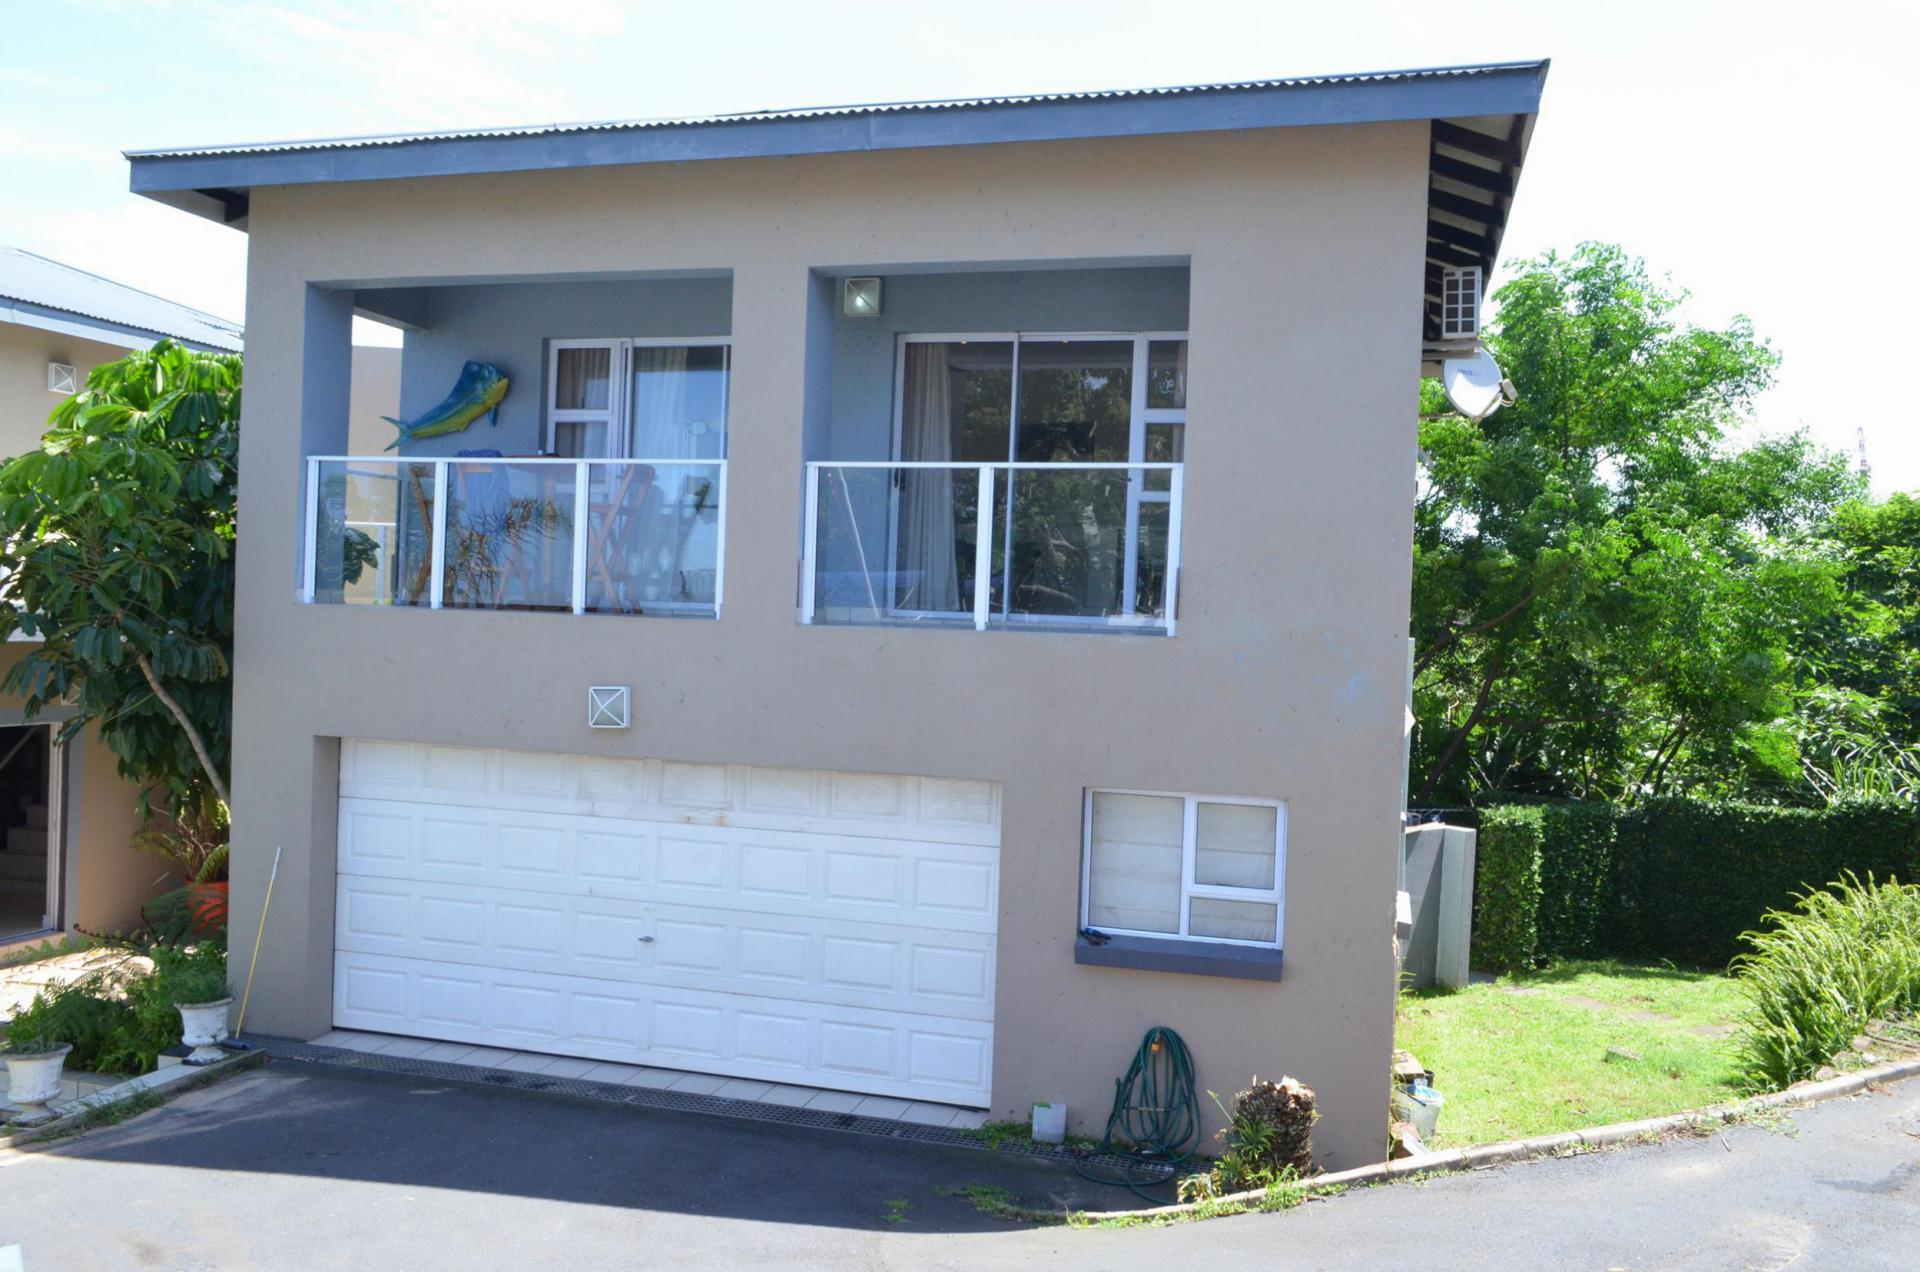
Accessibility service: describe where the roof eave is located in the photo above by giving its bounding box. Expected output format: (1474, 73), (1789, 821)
(0, 297), (242, 353)
(128, 61), (1549, 226)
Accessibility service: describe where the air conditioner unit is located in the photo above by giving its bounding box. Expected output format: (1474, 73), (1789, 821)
(1439, 266), (1482, 341)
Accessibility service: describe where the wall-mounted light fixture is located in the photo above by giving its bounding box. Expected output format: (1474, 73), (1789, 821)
(46, 362), (77, 395)
(842, 276), (882, 318)
(587, 685), (631, 729)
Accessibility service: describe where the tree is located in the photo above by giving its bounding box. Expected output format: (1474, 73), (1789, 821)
(1411, 244), (1860, 806)
(0, 339), (238, 820)
(1822, 493), (1920, 738)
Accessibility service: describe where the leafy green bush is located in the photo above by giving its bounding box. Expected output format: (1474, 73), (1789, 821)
(162, 953), (231, 1006)
(1179, 1078), (1316, 1203)
(1733, 874), (1920, 1090)
(1472, 806), (1545, 973)
(0, 943), (229, 1075)
(5, 976), (148, 1072)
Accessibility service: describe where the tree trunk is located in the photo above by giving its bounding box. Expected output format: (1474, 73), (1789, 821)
(1415, 657), (1503, 804)
(135, 652), (230, 807)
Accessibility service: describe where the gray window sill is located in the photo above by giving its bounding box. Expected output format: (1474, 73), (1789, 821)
(1074, 932), (1284, 982)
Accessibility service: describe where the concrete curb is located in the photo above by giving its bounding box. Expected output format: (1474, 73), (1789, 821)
(1, 1048), (267, 1150)
(1022, 1056), (1920, 1224)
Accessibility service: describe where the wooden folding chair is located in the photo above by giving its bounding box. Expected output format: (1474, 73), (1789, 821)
(586, 464), (656, 612)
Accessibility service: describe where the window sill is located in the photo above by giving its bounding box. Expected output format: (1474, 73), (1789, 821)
(1074, 932), (1284, 982)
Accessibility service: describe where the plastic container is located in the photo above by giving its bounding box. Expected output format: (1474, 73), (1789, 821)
(1402, 1081), (1444, 1141)
(1031, 1101), (1067, 1144)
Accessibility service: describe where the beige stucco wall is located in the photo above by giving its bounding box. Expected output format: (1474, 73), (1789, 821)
(346, 343), (400, 456)
(229, 122), (1428, 1168)
(0, 322), (132, 461)
(0, 645), (156, 938)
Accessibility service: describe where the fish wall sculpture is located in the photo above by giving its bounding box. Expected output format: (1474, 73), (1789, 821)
(383, 361), (510, 451)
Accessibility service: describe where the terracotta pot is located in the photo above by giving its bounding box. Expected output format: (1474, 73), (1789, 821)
(4, 1043), (73, 1127)
(176, 998), (234, 1065)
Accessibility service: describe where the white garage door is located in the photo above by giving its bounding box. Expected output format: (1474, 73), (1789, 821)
(333, 741), (1000, 1106)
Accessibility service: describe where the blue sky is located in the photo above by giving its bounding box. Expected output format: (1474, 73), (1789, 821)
(3, 0), (1913, 493)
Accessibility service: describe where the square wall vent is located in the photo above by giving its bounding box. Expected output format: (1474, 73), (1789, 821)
(587, 685), (630, 729)
(47, 362), (77, 394)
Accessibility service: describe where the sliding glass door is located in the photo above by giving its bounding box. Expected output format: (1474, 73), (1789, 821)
(892, 332), (1187, 625)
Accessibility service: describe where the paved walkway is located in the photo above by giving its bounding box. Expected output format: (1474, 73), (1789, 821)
(2, 1063), (1915, 1269)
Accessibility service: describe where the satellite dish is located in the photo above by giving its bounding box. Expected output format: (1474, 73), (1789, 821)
(1442, 349), (1516, 423)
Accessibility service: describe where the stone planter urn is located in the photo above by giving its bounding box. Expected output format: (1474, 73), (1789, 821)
(4, 1044), (74, 1127)
(176, 998), (233, 1065)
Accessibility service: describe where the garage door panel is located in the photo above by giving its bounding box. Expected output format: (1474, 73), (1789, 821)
(336, 875), (998, 1022)
(340, 798), (999, 934)
(336, 742), (999, 1106)
(339, 743), (1000, 849)
(333, 951), (994, 1104)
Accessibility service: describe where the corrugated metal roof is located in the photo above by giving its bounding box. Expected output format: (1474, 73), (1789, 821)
(0, 248), (243, 351)
(126, 60), (1545, 160)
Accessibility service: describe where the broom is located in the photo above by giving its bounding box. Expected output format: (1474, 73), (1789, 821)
(220, 843), (281, 1052)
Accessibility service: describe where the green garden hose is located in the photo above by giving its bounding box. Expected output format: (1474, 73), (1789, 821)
(1073, 1026), (1200, 1200)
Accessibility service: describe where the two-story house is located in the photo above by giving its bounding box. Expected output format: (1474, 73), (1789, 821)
(128, 60), (1547, 1166)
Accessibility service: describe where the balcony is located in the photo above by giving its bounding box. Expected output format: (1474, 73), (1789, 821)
(303, 456), (726, 616)
(801, 462), (1183, 634)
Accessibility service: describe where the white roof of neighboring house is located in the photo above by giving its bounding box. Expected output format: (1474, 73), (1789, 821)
(0, 248), (244, 353)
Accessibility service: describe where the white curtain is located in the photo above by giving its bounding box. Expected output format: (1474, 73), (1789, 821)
(629, 345), (691, 459)
(623, 346), (693, 601)
(555, 346), (611, 411)
(898, 344), (962, 612)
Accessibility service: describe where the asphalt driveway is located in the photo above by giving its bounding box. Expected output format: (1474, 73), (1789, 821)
(2, 1061), (1916, 1270)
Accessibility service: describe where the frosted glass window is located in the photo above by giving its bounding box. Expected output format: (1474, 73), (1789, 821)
(1194, 803), (1278, 889)
(1190, 897), (1278, 943)
(1087, 793), (1183, 935)
(1083, 791), (1284, 947)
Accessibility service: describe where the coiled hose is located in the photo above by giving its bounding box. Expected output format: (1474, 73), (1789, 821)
(1073, 1026), (1200, 1201)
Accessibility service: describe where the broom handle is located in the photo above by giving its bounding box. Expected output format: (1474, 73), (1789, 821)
(234, 844), (282, 1037)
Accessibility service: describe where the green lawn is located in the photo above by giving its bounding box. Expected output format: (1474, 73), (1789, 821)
(1395, 960), (1748, 1148)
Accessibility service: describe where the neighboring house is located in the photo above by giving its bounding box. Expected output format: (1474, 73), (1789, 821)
(128, 60), (1546, 1165)
(0, 249), (243, 947)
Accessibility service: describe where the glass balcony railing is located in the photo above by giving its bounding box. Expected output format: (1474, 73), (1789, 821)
(304, 457), (725, 617)
(801, 462), (1183, 634)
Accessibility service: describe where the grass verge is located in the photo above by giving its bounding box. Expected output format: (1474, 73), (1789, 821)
(1396, 958), (1744, 1147)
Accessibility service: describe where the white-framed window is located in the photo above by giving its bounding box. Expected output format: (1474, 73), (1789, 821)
(544, 337), (731, 460)
(1080, 789), (1285, 947)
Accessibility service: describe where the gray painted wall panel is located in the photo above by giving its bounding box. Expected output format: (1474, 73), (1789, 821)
(823, 266), (1189, 460)
(392, 277), (733, 457)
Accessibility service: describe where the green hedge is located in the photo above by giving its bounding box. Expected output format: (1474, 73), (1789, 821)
(1614, 799), (1920, 966)
(1535, 802), (1620, 959)
(1469, 798), (1920, 970)
(1472, 806), (1544, 974)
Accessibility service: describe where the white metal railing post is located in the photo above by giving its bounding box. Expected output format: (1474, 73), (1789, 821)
(712, 460), (728, 619)
(1163, 464), (1184, 637)
(973, 465), (995, 631)
(799, 464), (820, 623)
(302, 457), (320, 603)
(428, 459), (449, 610)
(570, 461), (589, 614)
